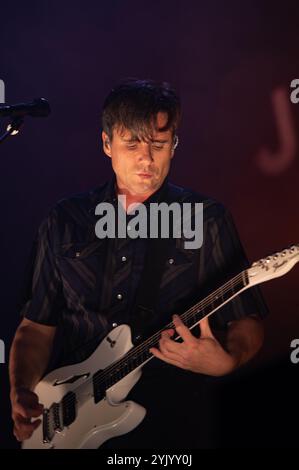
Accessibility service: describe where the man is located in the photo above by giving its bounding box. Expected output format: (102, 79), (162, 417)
(9, 79), (268, 447)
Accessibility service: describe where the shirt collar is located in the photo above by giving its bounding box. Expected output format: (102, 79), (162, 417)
(101, 173), (170, 206)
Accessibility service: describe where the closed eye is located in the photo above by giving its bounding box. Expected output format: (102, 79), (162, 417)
(126, 142), (167, 151)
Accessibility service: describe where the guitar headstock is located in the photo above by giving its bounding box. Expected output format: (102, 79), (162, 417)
(247, 244), (299, 286)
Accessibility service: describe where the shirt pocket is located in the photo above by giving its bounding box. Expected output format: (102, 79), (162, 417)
(56, 240), (105, 259)
(55, 240), (106, 308)
(161, 242), (199, 289)
(156, 244), (199, 322)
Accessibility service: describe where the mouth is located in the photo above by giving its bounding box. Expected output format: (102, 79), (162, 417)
(136, 173), (153, 178)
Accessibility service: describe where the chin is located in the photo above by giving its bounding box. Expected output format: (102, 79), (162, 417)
(131, 177), (160, 194)
(137, 184), (153, 193)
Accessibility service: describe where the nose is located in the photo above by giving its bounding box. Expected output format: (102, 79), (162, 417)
(138, 143), (153, 163)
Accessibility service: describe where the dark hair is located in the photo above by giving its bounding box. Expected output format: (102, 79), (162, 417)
(102, 78), (181, 141)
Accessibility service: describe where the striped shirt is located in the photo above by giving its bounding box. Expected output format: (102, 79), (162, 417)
(19, 175), (268, 367)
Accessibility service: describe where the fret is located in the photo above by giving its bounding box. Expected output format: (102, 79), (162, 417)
(242, 270), (249, 286)
(188, 311), (198, 328)
(93, 271), (248, 402)
(219, 286), (225, 303)
(212, 293), (222, 309)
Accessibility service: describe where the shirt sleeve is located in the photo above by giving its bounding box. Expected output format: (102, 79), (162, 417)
(18, 208), (65, 326)
(198, 204), (269, 330)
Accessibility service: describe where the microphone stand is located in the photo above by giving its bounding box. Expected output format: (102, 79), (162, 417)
(0, 116), (24, 144)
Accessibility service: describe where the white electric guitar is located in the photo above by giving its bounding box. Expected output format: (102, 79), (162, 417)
(23, 244), (299, 449)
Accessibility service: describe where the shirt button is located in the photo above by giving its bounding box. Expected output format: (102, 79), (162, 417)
(112, 322), (118, 328)
(168, 258), (175, 264)
(116, 293), (123, 300)
(121, 256), (127, 262)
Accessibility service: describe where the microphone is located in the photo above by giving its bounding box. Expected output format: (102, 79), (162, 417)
(0, 98), (50, 118)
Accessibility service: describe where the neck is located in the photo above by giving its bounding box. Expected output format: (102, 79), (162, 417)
(115, 183), (159, 212)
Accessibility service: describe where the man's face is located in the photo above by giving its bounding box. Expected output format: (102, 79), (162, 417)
(102, 112), (175, 196)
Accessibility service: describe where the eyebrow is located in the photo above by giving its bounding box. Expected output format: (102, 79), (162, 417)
(122, 137), (169, 143)
(122, 137), (140, 142)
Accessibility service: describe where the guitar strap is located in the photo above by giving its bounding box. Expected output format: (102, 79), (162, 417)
(129, 183), (192, 343)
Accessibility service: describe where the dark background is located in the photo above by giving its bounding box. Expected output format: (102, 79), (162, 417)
(0, 0), (298, 448)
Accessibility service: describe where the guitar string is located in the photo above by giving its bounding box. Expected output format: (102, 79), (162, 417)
(62, 270), (246, 410)
(60, 270), (247, 411)
(60, 273), (247, 414)
(92, 270), (246, 388)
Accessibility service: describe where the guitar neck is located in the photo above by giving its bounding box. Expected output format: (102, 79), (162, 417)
(93, 269), (249, 393)
(161, 270), (249, 338)
(130, 269), (248, 364)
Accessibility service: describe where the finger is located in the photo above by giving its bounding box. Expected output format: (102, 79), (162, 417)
(161, 328), (175, 338)
(199, 316), (214, 338)
(31, 418), (42, 430)
(13, 426), (26, 442)
(18, 390), (43, 409)
(155, 344), (182, 363)
(14, 402), (43, 419)
(173, 315), (196, 343)
(159, 336), (183, 357)
(13, 420), (40, 442)
(14, 415), (41, 434)
(149, 347), (186, 368)
(159, 331), (180, 351)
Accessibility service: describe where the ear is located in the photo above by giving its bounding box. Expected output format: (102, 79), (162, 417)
(170, 135), (179, 158)
(102, 131), (111, 158)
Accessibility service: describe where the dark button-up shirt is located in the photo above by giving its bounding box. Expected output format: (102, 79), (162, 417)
(19, 176), (268, 367)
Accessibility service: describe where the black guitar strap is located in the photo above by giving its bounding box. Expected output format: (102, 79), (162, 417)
(130, 183), (191, 343)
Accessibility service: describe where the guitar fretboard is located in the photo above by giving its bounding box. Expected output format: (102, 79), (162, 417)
(92, 269), (249, 401)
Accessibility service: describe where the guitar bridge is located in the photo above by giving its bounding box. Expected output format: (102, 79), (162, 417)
(42, 408), (54, 444)
(42, 395), (76, 445)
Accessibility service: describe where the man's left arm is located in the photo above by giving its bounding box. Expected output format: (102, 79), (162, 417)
(225, 314), (264, 369)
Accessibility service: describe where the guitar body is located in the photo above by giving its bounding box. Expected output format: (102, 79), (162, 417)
(22, 324), (146, 449)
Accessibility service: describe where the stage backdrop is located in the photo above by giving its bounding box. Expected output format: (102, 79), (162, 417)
(0, 0), (298, 448)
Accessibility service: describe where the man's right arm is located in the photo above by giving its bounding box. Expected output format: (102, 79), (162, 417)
(9, 318), (56, 441)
